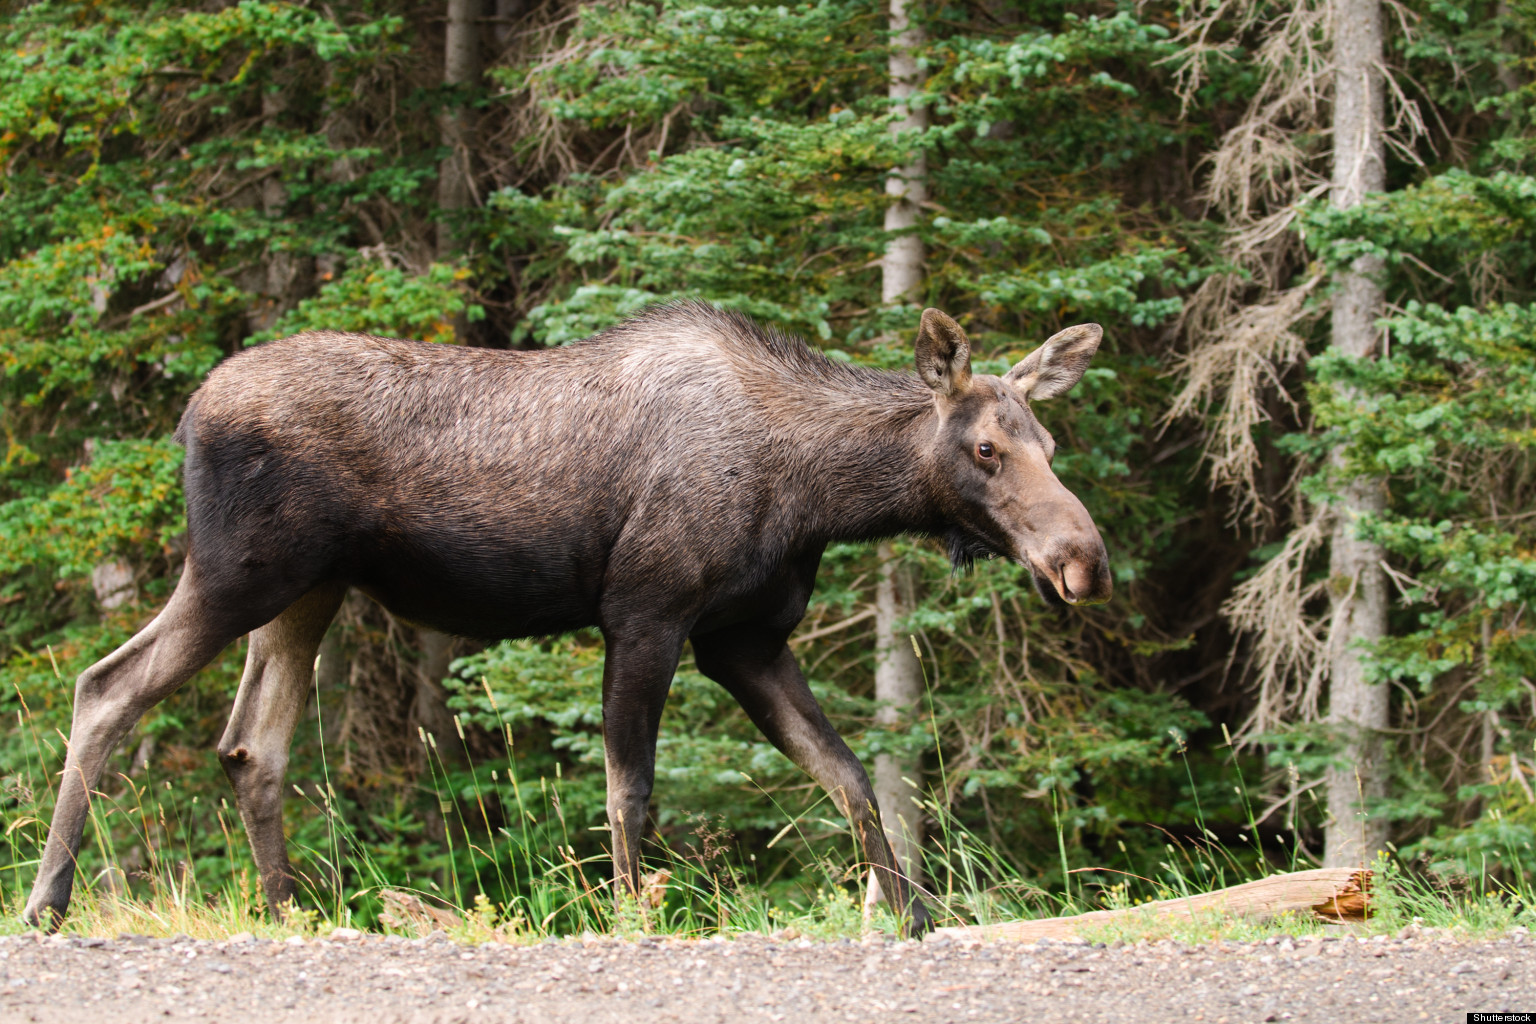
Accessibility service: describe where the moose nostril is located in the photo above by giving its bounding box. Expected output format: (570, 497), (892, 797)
(1057, 563), (1076, 602)
(1060, 560), (1099, 604)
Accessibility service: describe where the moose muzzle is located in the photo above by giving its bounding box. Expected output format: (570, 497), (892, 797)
(1016, 493), (1113, 607)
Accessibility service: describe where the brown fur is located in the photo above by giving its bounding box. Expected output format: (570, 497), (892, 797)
(25, 302), (1110, 937)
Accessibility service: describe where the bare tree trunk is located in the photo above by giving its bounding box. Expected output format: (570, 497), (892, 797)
(437, 0), (482, 260)
(247, 68), (314, 335)
(414, 627), (466, 765)
(873, 542), (925, 881)
(881, 0), (926, 307)
(84, 435), (137, 615)
(872, 0), (930, 883)
(493, 0), (523, 48)
(1496, 1), (1525, 94)
(1322, 0), (1390, 869)
(91, 559), (136, 613)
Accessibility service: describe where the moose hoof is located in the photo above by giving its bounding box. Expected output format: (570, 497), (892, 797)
(21, 895), (65, 933)
(901, 901), (936, 939)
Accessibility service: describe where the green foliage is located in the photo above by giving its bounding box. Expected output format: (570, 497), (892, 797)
(257, 260), (481, 344)
(0, 0), (1533, 935)
(0, 438), (184, 579)
(505, 0), (1199, 347)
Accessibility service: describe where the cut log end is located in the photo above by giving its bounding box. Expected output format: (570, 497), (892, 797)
(1311, 869), (1372, 923)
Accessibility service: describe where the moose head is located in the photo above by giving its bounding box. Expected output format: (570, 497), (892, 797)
(914, 309), (1113, 607)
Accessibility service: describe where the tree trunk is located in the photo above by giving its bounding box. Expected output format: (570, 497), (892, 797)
(937, 868), (1374, 942)
(881, 0), (926, 307)
(1496, 1), (1525, 94)
(1322, 0), (1390, 869)
(873, 542), (926, 881)
(247, 65), (314, 335)
(493, 0), (523, 48)
(871, 0), (929, 885)
(90, 558), (135, 613)
(415, 627), (466, 766)
(437, 0), (482, 260)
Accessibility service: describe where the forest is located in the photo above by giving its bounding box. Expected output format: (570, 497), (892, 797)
(0, 0), (1533, 934)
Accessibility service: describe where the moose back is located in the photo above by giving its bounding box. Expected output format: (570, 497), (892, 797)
(24, 302), (1111, 935)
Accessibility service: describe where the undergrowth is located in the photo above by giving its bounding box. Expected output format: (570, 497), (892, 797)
(2, 641), (1532, 944)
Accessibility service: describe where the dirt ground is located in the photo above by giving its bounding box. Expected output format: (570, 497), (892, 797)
(1, 927), (1530, 1023)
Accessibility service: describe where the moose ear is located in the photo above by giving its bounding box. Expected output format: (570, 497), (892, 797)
(914, 308), (972, 398)
(1003, 323), (1102, 401)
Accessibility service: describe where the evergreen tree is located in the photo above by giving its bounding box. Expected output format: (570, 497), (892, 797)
(1, 0), (1530, 926)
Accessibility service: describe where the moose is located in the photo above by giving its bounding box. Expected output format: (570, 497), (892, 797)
(23, 302), (1111, 936)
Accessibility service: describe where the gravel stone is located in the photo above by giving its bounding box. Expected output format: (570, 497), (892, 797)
(0, 932), (1528, 1022)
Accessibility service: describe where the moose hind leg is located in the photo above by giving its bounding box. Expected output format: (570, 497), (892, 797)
(23, 572), (244, 930)
(692, 626), (934, 936)
(217, 583), (346, 916)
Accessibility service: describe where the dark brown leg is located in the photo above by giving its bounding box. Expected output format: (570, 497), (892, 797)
(692, 625), (934, 936)
(216, 583), (346, 915)
(599, 622), (687, 904)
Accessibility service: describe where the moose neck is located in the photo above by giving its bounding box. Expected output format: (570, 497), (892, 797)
(769, 371), (943, 546)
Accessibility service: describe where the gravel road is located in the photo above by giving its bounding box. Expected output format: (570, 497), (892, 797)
(1, 927), (1530, 1023)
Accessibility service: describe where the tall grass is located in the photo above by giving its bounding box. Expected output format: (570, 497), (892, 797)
(2, 637), (1532, 943)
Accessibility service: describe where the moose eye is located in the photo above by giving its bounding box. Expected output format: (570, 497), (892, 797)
(977, 441), (996, 460)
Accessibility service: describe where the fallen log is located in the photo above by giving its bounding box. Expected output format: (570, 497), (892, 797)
(933, 868), (1372, 943)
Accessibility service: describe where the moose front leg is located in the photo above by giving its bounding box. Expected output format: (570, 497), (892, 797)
(692, 626), (934, 936)
(598, 622), (688, 904)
